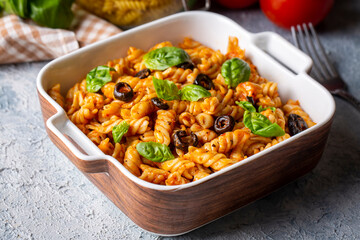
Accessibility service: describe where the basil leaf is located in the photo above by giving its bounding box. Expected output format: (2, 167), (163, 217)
(143, 47), (191, 70)
(29, 0), (74, 29)
(112, 121), (129, 143)
(236, 101), (256, 112)
(253, 123), (285, 138)
(258, 106), (276, 112)
(221, 58), (251, 88)
(2, 0), (29, 17)
(86, 66), (115, 93)
(243, 111), (285, 137)
(152, 77), (180, 101)
(136, 142), (174, 162)
(179, 85), (211, 101)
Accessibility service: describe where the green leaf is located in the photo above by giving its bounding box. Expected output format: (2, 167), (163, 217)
(179, 84), (211, 101)
(2, 0), (29, 17)
(86, 66), (115, 93)
(258, 106), (276, 112)
(29, 0), (74, 29)
(112, 121), (130, 144)
(152, 77), (180, 101)
(143, 47), (191, 70)
(253, 123), (285, 138)
(136, 142), (174, 162)
(236, 101), (256, 112)
(243, 111), (285, 137)
(221, 58), (251, 88)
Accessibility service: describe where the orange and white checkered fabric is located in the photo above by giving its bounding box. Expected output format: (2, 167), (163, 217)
(0, 6), (121, 64)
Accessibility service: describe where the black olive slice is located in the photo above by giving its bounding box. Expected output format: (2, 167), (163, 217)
(113, 82), (134, 102)
(194, 73), (214, 90)
(172, 130), (198, 151)
(176, 62), (195, 70)
(151, 97), (169, 110)
(288, 114), (308, 136)
(135, 68), (151, 79)
(246, 96), (256, 107)
(214, 115), (235, 134)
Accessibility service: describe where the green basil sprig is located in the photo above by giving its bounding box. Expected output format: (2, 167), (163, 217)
(221, 58), (251, 88)
(179, 84), (211, 101)
(1, 0), (29, 17)
(243, 111), (285, 137)
(136, 142), (174, 162)
(0, 0), (74, 29)
(258, 106), (276, 112)
(86, 66), (115, 93)
(30, 0), (74, 29)
(152, 77), (210, 102)
(152, 77), (180, 101)
(143, 47), (191, 70)
(112, 121), (130, 143)
(236, 101), (256, 113)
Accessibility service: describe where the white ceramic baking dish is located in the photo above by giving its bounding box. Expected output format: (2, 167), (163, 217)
(37, 11), (335, 236)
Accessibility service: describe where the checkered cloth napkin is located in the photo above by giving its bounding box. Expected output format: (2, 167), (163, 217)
(0, 6), (122, 64)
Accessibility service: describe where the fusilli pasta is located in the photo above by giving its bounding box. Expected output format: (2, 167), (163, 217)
(49, 36), (315, 186)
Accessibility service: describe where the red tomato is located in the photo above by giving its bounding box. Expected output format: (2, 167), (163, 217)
(216, 0), (258, 9)
(260, 0), (334, 29)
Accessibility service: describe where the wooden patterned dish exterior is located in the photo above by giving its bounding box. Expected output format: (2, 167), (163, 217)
(38, 91), (333, 235)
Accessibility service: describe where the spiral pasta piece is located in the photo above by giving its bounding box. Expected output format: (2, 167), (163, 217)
(185, 147), (237, 171)
(48, 84), (65, 108)
(130, 100), (155, 119)
(179, 112), (196, 127)
(98, 138), (114, 155)
(87, 130), (106, 145)
(140, 130), (156, 142)
(139, 164), (169, 185)
(123, 146), (142, 176)
(202, 129), (251, 154)
(283, 100), (316, 127)
(157, 158), (195, 179)
(165, 172), (190, 185)
(154, 110), (176, 145)
(113, 143), (126, 164)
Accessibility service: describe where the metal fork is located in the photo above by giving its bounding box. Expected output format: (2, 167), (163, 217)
(291, 23), (360, 111)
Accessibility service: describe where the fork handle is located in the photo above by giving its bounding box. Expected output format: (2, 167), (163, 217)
(331, 89), (360, 112)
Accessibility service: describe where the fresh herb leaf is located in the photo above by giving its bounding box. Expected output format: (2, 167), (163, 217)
(258, 106), (276, 112)
(143, 47), (191, 70)
(86, 66), (115, 93)
(29, 0), (74, 29)
(136, 142), (174, 162)
(112, 121), (130, 143)
(152, 77), (180, 101)
(179, 84), (211, 101)
(236, 101), (256, 112)
(1, 0), (74, 29)
(2, 0), (29, 17)
(221, 58), (251, 88)
(243, 111), (285, 137)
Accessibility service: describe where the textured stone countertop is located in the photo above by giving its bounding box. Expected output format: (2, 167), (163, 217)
(1, 1), (360, 239)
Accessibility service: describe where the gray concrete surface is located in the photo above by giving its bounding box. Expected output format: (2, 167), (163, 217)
(1, 1), (360, 239)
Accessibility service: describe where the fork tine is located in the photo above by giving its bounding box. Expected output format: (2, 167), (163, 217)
(291, 26), (300, 48)
(294, 24), (324, 81)
(302, 23), (332, 80)
(309, 23), (338, 77)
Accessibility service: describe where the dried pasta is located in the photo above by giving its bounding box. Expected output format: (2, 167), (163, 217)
(49, 36), (315, 186)
(76, 0), (182, 27)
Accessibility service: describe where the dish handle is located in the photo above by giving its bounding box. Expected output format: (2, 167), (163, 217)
(46, 112), (110, 174)
(251, 32), (313, 75)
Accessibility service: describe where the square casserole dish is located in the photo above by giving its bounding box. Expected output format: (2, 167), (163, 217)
(37, 11), (335, 236)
